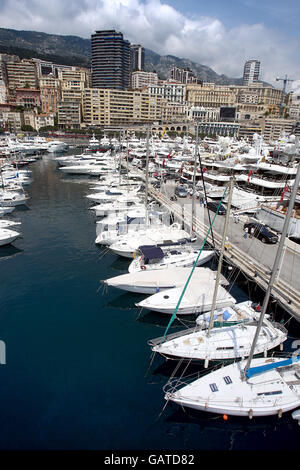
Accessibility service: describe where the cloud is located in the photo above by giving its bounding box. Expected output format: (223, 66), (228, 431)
(0, 0), (299, 85)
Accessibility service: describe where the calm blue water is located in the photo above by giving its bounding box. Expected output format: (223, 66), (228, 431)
(0, 151), (299, 450)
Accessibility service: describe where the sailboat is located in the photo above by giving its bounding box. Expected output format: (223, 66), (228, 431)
(163, 162), (300, 418)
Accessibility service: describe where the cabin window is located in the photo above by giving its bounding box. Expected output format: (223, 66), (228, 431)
(223, 376), (232, 385)
(163, 295), (169, 299)
(257, 391), (282, 396)
(209, 383), (218, 392)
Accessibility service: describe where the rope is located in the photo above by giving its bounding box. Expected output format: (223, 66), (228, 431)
(162, 188), (228, 340)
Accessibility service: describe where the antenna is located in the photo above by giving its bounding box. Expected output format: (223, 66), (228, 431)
(276, 74), (294, 117)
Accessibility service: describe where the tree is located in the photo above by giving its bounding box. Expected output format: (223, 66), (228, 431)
(21, 125), (35, 132)
(38, 125), (58, 133)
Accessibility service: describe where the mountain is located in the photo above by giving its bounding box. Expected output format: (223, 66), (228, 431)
(0, 27), (244, 84)
(0, 28), (91, 67)
(144, 48), (243, 85)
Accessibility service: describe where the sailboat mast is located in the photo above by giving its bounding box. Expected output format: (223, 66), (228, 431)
(191, 126), (199, 236)
(243, 161), (300, 377)
(145, 124), (150, 228)
(207, 177), (234, 336)
(118, 130), (122, 185)
(126, 135), (129, 193)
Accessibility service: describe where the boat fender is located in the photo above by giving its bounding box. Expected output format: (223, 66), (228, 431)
(141, 265), (146, 270)
(248, 409), (253, 419)
(278, 409), (283, 418)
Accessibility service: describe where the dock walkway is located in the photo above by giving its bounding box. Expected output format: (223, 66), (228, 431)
(149, 185), (300, 322)
(121, 162), (300, 322)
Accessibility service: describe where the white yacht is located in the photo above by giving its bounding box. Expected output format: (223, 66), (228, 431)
(46, 140), (68, 153)
(104, 267), (227, 295)
(109, 223), (196, 259)
(128, 244), (214, 273)
(136, 281), (236, 315)
(0, 227), (20, 246)
(0, 220), (21, 229)
(0, 190), (29, 206)
(0, 206), (15, 215)
(59, 161), (112, 175)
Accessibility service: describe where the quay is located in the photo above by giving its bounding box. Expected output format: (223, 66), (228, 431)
(123, 163), (300, 322)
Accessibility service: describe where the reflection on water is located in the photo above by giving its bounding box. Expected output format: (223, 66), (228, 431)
(0, 245), (23, 260)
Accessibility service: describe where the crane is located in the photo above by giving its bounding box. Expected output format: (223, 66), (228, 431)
(276, 74), (294, 117)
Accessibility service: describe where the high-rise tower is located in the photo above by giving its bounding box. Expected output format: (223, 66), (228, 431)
(242, 59), (260, 86)
(91, 30), (131, 89)
(130, 44), (145, 71)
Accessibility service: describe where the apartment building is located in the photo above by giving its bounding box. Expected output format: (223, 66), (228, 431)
(15, 88), (41, 108)
(131, 71), (158, 89)
(232, 84), (282, 107)
(91, 30), (131, 89)
(160, 101), (187, 122)
(39, 75), (61, 114)
(58, 68), (90, 90)
(82, 88), (163, 127)
(1, 110), (23, 131)
(288, 90), (300, 120)
(170, 67), (199, 84)
(5, 58), (39, 90)
(148, 83), (186, 104)
(186, 83), (236, 108)
(130, 44), (145, 71)
(24, 111), (55, 131)
(242, 59), (260, 86)
(261, 117), (296, 141)
(58, 101), (81, 129)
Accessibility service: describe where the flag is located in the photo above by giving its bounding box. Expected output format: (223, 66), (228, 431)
(178, 163), (184, 174)
(167, 151), (172, 159)
(280, 184), (289, 202)
(202, 167), (207, 174)
(247, 170), (253, 182)
(162, 159), (165, 167)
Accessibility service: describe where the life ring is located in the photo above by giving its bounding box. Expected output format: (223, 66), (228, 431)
(141, 265), (146, 270)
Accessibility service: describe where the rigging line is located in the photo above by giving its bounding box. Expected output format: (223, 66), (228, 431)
(198, 151), (216, 250)
(144, 351), (157, 378)
(161, 188), (228, 341)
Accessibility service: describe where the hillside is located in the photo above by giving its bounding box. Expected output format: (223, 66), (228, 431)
(0, 27), (244, 84)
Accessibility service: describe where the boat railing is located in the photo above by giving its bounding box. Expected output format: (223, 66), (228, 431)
(147, 325), (201, 347)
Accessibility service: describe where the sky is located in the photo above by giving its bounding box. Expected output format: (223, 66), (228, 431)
(0, 0), (299, 89)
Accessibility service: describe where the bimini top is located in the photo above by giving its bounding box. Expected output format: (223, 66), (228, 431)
(139, 245), (164, 262)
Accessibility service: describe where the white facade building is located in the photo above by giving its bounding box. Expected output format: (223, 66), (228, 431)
(242, 60), (260, 86)
(148, 83), (186, 103)
(131, 71), (158, 89)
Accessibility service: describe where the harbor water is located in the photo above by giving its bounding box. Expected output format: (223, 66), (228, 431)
(0, 150), (299, 450)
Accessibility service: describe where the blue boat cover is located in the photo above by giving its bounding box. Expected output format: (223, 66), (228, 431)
(246, 356), (300, 379)
(139, 245), (164, 260)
